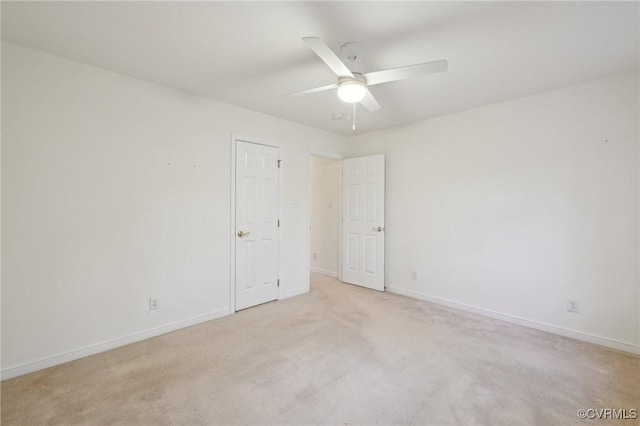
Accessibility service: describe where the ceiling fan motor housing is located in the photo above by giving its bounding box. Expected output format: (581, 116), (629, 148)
(340, 42), (365, 76)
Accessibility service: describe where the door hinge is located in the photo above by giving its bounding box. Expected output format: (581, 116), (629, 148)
(277, 279), (280, 287)
(277, 160), (281, 168)
(278, 219), (280, 227)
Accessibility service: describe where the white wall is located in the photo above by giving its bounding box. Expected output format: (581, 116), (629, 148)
(1, 42), (347, 377)
(309, 156), (340, 276)
(347, 73), (640, 353)
(3, 42), (638, 381)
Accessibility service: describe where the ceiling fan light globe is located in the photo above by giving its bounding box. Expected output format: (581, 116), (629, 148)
(337, 80), (366, 103)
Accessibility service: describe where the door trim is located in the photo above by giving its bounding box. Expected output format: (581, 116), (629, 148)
(230, 134), (282, 313)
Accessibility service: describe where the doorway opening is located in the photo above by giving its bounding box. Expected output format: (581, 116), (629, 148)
(309, 155), (341, 280)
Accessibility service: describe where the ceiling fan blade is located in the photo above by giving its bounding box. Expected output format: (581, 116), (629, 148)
(279, 83), (337, 98)
(360, 88), (381, 112)
(364, 59), (448, 86)
(302, 37), (354, 78)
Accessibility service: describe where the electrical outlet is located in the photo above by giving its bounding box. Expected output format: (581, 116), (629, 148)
(567, 299), (579, 313)
(411, 270), (418, 280)
(149, 297), (160, 311)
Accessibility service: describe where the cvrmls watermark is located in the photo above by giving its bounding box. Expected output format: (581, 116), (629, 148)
(577, 408), (637, 420)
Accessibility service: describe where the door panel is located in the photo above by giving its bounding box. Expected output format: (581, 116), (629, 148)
(348, 185), (359, 220)
(347, 233), (359, 271)
(341, 155), (385, 291)
(236, 141), (279, 310)
(364, 235), (377, 274)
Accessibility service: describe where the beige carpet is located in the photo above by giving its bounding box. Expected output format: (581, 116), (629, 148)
(2, 273), (638, 425)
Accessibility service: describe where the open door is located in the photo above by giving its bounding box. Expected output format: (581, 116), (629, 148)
(341, 155), (385, 291)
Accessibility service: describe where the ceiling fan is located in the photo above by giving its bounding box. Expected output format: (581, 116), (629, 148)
(282, 37), (448, 115)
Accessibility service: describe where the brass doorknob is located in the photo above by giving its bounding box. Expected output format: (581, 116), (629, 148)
(372, 226), (384, 232)
(237, 230), (251, 238)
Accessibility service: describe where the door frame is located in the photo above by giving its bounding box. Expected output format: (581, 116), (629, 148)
(230, 135), (282, 314)
(308, 152), (343, 282)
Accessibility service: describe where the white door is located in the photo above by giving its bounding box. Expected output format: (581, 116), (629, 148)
(342, 155), (385, 291)
(235, 141), (279, 310)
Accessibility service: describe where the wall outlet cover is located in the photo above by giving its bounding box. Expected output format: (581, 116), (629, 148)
(567, 299), (579, 313)
(149, 297), (160, 311)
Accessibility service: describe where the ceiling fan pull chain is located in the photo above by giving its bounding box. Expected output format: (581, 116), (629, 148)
(352, 103), (356, 131)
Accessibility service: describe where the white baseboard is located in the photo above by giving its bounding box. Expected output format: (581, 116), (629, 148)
(281, 287), (309, 299)
(310, 267), (338, 278)
(386, 286), (640, 356)
(1, 308), (231, 381)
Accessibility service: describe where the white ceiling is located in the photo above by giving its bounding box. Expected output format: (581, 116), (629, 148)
(2, 1), (638, 136)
